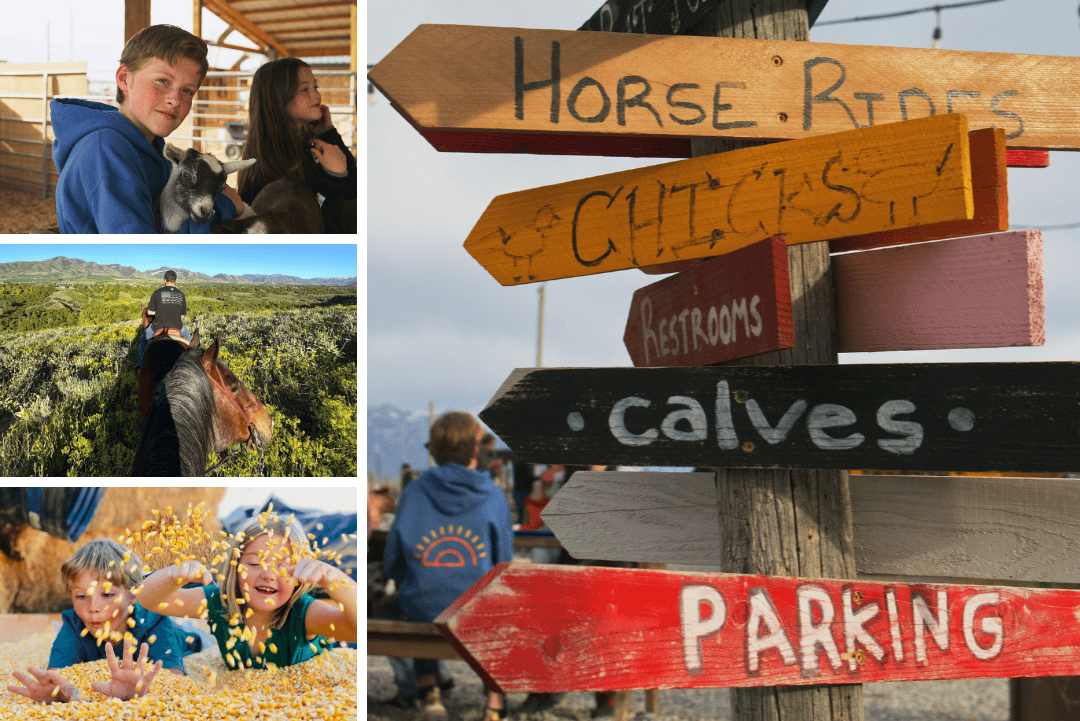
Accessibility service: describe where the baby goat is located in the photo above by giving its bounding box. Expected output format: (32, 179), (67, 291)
(210, 177), (325, 234)
(155, 144), (255, 233)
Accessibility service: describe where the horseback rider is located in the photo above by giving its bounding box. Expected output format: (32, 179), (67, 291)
(136, 269), (191, 370)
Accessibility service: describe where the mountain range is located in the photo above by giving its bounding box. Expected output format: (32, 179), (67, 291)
(367, 404), (434, 482)
(0, 256), (356, 285)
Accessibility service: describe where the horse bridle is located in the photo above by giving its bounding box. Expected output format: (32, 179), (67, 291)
(203, 364), (267, 477)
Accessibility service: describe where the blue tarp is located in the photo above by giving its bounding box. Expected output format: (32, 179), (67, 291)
(222, 495), (358, 583)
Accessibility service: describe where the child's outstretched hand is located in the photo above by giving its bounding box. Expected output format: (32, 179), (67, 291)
(7, 666), (79, 703)
(171, 560), (213, 586)
(291, 557), (352, 589)
(90, 641), (163, 701)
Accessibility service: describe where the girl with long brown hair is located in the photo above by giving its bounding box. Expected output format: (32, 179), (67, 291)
(236, 58), (356, 233)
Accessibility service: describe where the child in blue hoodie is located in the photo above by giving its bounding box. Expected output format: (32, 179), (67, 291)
(384, 411), (514, 721)
(50, 24), (246, 233)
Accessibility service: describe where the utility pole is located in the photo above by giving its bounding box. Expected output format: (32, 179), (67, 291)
(428, 400), (435, 467)
(536, 283), (546, 368)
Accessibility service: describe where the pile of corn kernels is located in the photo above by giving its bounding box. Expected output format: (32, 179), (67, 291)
(0, 503), (358, 719)
(0, 632), (358, 720)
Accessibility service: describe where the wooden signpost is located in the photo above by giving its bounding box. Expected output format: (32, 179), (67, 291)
(374, 4), (1077, 719)
(639, 125), (1007, 274)
(625, 229), (1043, 364)
(480, 362), (1080, 472)
(829, 127), (1008, 253)
(464, 113), (974, 285)
(367, 24), (1080, 157)
(623, 236), (794, 367)
(833, 229), (1044, 352)
(543, 471), (1080, 584)
(578, 0), (832, 35)
(437, 563), (1080, 692)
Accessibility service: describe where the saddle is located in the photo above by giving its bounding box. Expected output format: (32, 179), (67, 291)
(151, 327), (191, 348)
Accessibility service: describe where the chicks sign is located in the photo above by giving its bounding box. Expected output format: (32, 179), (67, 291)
(436, 564), (1080, 693)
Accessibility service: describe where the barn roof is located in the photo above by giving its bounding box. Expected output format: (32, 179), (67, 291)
(203, 0), (356, 59)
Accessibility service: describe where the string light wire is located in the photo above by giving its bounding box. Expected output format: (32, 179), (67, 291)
(816, 0), (1007, 26)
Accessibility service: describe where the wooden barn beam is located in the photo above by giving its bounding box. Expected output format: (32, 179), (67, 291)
(203, 0), (288, 57)
(124, 0), (152, 44)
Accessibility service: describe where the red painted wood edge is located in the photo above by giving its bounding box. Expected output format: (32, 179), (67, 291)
(1005, 148), (1050, 168)
(437, 563), (1080, 693)
(418, 127), (692, 158)
(623, 237), (794, 367)
(833, 230), (1044, 352)
(417, 126), (1050, 168)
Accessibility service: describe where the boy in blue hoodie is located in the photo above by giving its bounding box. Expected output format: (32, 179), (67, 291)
(384, 411), (513, 721)
(50, 24), (246, 233)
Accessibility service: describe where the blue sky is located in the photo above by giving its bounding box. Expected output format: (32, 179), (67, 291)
(0, 243), (357, 279)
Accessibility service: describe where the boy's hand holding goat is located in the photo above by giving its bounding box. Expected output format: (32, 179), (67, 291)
(156, 144), (324, 234)
(154, 144), (255, 233)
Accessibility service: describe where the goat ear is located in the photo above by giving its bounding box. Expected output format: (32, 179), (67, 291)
(222, 157), (256, 176)
(164, 144), (185, 166)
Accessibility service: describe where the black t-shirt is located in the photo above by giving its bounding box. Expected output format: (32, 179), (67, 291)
(147, 285), (187, 332)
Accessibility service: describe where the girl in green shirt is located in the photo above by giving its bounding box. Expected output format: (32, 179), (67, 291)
(137, 515), (357, 670)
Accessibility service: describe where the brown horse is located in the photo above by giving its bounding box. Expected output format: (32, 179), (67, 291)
(138, 312), (198, 420)
(132, 323), (274, 476)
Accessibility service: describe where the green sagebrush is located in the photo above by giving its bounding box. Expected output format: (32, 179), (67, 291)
(0, 306), (357, 477)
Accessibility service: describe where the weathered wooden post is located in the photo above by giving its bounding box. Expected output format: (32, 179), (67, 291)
(691, 3), (860, 720)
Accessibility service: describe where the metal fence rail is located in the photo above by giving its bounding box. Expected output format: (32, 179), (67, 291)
(0, 67), (358, 199)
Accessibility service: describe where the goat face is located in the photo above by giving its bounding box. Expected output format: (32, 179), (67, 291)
(162, 145), (255, 228)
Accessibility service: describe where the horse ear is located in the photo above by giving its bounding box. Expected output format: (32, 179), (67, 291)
(200, 336), (220, 370)
(189, 331), (200, 349)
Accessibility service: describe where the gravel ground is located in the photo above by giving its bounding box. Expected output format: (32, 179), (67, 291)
(0, 184), (57, 233)
(366, 655), (1009, 721)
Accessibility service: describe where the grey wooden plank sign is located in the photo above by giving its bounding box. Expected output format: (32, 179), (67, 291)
(542, 471), (1080, 583)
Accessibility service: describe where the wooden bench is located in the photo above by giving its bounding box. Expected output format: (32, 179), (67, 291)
(367, 617), (659, 720)
(367, 618), (460, 660)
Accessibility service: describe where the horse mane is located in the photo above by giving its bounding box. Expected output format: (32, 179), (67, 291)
(131, 347), (215, 477)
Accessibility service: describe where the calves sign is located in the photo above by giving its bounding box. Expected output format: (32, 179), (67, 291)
(480, 362), (1080, 472)
(437, 564), (1080, 692)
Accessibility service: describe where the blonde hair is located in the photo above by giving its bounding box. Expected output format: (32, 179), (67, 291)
(61, 538), (143, 592)
(117, 25), (209, 105)
(217, 516), (312, 631)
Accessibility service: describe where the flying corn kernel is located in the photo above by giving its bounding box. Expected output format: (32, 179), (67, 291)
(149, 635), (157, 644)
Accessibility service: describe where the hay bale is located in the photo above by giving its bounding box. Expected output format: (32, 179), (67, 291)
(0, 488), (225, 614)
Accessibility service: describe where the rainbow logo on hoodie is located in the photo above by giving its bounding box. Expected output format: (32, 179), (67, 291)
(414, 525), (487, 567)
